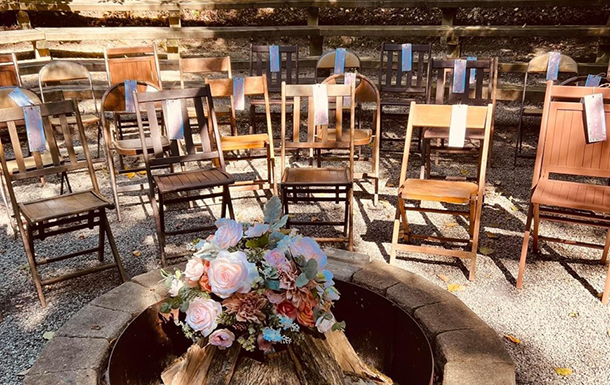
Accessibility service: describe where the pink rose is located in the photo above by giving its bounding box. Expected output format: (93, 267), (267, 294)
(185, 297), (222, 336)
(209, 329), (235, 350)
(289, 237), (327, 270)
(276, 301), (297, 320)
(257, 333), (274, 354)
(245, 223), (270, 238)
(208, 251), (259, 298)
(213, 219), (243, 249)
(184, 258), (204, 286)
(264, 249), (290, 270)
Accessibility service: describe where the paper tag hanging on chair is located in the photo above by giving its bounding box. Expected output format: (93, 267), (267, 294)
(448, 104), (468, 148)
(124, 80), (137, 112)
(343, 72), (357, 107)
(313, 84), (329, 126)
(452, 59), (467, 94)
(467, 56), (477, 84)
(233, 77), (245, 111)
(401, 44), (412, 72)
(23, 105), (46, 153)
(8, 88), (34, 107)
(269, 45), (280, 73)
(585, 74), (602, 87)
(546, 52), (561, 81)
(334, 48), (346, 75)
(164, 99), (184, 140)
(583, 93), (607, 143)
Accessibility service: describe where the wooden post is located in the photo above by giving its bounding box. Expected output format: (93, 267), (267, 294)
(167, 10), (181, 60)
(441, 8), (460, 58)
(17, 10), (31, 29)
(308, 7), (323, 56)
(596, 15), (610, 64)
(19, 9), (50, 59)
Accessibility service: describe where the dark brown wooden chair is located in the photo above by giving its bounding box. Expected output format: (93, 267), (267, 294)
(206, 75), (277, 195)
(422, 57), (498, 180)
(280, 82), (356, 250)
(104, 45), (162, 89)
(100, 81), (163, 221)
(390, 102), (494, 280)
(517, 82), (610, 304)
(515, 53), (578, 164)
(134, 86), (235, 266)
(0, 99), (127, 306)
(0, 53), (21, 87)
(315, 49), (360, 83)
(378, 43), (431, 149)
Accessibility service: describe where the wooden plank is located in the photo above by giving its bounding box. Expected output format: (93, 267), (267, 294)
(0, 1), (19, 11)
(18, 0), (179, 12)
(0, 29), (45, 45)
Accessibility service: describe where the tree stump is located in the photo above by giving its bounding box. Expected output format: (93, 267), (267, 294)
(161, 331), (393, 385)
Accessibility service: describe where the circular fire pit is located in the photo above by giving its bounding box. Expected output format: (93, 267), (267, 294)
(108, 280), (434, 385)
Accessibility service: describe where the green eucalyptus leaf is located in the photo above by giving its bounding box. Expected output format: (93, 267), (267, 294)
(263, 196), (283, 225)
(245, 239), (259, 249)
(331, 321), (346, 332)
(296, 273), (309, 288)
(303, 258), (318, 280)
(160, 302), (172, 313)
(180, 301), (189, 313)
(266, 279), (280, 291)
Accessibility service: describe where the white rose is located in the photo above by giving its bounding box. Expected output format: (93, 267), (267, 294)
(315, 315), (336, 334)
(168, 278), (184, 297)
(213, 219), (243, 249)
(245, 223), (270, 238)
(208, 250), (259, 298)
(184, 258), (204, 283)
(185, 297), (222, 336)
(193, 240), (220, 260)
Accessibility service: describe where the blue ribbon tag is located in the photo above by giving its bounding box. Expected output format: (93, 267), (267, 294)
(585, 74), (602, 87)
(164, 99), (184, 140)
(452, 59), (467, 94)
(124, 80), (137, 112)
(401, 44), (412, 72)
(233, 77), (245, 111)
(343, 72), (356, 107)
(269, 45), (280, 73)
(583, 93), (607, 143)
(313, 84), (329, 126)
(467, 56), (477, 84)
(546, 52), (561, 81)
(23, 105), (46, 153)
(334, 48), (346, 75)
(8, 88), (34, 107)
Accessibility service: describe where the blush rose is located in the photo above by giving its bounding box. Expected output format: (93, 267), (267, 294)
(208, 251), (259, 298)
(213, 219), (243, 249)
(209, 329), (235, 350)
(185, 297), (222, 336)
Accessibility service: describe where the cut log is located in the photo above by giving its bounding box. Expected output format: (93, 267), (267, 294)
(161, 341), (216, 385)
(288, 332), (345, 385)
(205, 344), (241, 385)
(229, 351), (301, 385)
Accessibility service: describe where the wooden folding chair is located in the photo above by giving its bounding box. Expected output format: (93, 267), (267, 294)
(0, 53), (21, 87)
(206, 75), (277, 195)
(100, 81), (163, 221)
(515, 53), (578, 164)
(104, 45), (162, 89)
(422, 57), (498, 179)
(321, 73), (381, 205)
(378, 43), (431, 149)
(517, 82), (610, 304)
(315, 49), (360, 83)
(0, 99), (127, 306)
(390, 102), (494, 280)
(134, 86), (235, 266)
(280, 82), (356, 250)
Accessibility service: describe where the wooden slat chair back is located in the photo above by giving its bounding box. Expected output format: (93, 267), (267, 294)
(104, 45), (162, 89)
(560, 75), (610, 87)
(422, 57), (498, 179)
(379, 43), (431, 98)
(0, 53), (21, 87)
(391, 102), (494, 280)
(133, 86), (235, 266)
(280, 82), (356, 249)
(179, 56), (232, 88)
(315, 49), (361, 83)
(206, 75), (277, 194)
(515, 53), (579, 164)
(321, 73), (381, 205)
(0, 99), (126, 306)
(518, 83), (610, 303)
(250, 45), (299, 93)
(100, 80), (162, 221)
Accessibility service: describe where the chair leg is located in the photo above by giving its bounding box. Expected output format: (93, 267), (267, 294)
(517, 204), (534, 289)
(468, 200), (480, 281)
(390, 203), (404, 265)
(397, 197), (410, 242)
(348, 186), (354, 252)
(602, 260), (610, 305)
(20, 223), (46, 307)
(532, 204), (540, 253)
(225, 186), (235, 220)
(106, 152), (122, 222)
(425, 140), (432, 179)
(150, 194), (167, 267)
(282, 186), (291, 229)
(101, 209), (127, 282)
(601, 229), (610, 264)
(98, 213), (106, 262)
(514, 110), (525, 166)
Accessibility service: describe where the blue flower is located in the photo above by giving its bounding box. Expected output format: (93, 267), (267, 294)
(262, 327), (284, 343)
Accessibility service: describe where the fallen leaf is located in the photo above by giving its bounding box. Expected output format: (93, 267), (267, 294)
(132, 250), (142, 257)
(447, 283), (464, 293)
(445, 222), (458, 228)
(554, 367), (573, 377)
(510, 204), (519, 212)
(606, 329), (610, 337)
(137, 171), (147, 175)
(386, 214), (391, 218)
(479, 246), (494, 255)
(569, 311), (579, 318)
(91, 325), (101, 331)
(437, 274), (450, 283)
(386, 182), (395, 188)
(486, 232), (498, 239)
(380, 199), (390, 208)
(289, 214), (296, 219)
(42, 331), (55, 340)
(504, 334), (521, 345)
(311, 216), (318, 222)
(79, 234), (86, 240)
(16, 369), (29, 376)
(126, 172), (136, 179)
(460, 169), (469, 176)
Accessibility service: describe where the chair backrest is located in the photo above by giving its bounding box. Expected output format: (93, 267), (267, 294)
(104, 45), (162, 89)
(520, 53), (578, 106)
(399, 102), (494, 188)
(133, 86), (226, 192)
(560, 75), (610, 87)
(533, 82), (610, 186)
(378, 43), (431, 98)
(179, 56), (232, 88)
(250, 45), (299, 93)
(0, 53), (21, 87)
(280, 82), (356, 172)
(428, 57), (498, 106)
(315, 49), (361, 83)
(0, 86), (41, 108)
(38, 61), (97, 109)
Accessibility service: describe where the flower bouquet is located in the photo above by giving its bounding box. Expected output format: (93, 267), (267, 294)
(160, 196), (344, 354)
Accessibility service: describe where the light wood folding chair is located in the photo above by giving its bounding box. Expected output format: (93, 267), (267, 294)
(0, 99), (127, 306)
(517, 82), (610, 304)
(315, 49), (360, 83)
(206, 75), (277, 195)
(280, 82), (356, 250)
(134, 86), (235, 266)
(0, 53), (21, 87)
(104, 45), (162, 89)
(390, 102), (494, 280)
(100, 81), (163, 221)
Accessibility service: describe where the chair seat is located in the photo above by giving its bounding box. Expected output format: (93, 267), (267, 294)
(424, 127), (485, 141)
(532, 179), (610, 213)
(112, 136), (170, 156)
(282, 167), (352, 186)
(322, 129), (373, 146)
(19, 190), (112, 223)
(400, 179), (478, 204)
(50, 114), (99, 126)
(4, 152), (60, 174)
(221, 133), (270, 151)
(154, 168), (234, 194)
(523, 107), (543, 116)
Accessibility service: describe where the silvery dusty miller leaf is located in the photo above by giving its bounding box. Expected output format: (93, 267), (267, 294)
(264, 196), (282, 225)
